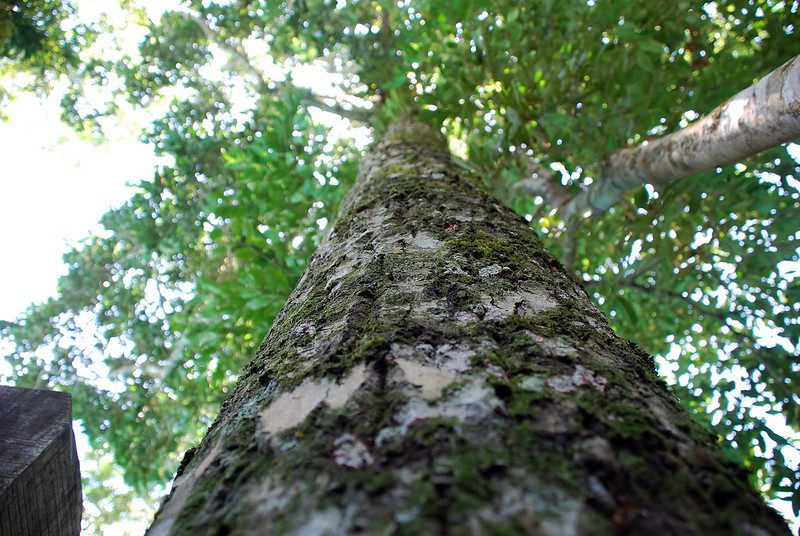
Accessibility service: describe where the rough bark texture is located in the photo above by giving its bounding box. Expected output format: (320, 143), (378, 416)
(520, 54), (800, 218)
(148, 118), (789, 535)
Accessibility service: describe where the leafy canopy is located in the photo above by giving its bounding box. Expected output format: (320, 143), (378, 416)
(0, 0), (92, 111)
(2, 0), (798, 526)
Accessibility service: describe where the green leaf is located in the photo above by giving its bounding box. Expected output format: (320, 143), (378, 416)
(245, 294), (277, 310)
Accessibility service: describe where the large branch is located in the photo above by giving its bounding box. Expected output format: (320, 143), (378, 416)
(521, 54), (800, 218)
(567, 54), (800, 217)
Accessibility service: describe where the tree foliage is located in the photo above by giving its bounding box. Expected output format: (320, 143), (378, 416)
(1, 0), (798, 526)
(0, 0), (90, 109)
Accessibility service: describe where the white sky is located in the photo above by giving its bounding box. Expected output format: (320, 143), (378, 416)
(0, 92), (159, 321)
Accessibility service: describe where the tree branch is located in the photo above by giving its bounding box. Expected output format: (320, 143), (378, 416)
(560, 53), (800, 219)
(513, 154), (573, 209)
(183, 11), (373, 124)
(186, 12), (271, 88)
(300, 95), (374, 124)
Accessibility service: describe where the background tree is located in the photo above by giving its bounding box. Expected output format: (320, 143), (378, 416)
(1, 0), (798, 529)
(0, 0), (91, 114)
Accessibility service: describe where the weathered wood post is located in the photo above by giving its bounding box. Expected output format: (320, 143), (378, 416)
(0, 386), (82, 536)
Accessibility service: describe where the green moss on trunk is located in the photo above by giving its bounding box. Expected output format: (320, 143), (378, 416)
(148, 118), (790, 536)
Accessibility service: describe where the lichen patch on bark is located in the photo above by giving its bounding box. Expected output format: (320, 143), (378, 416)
(258, 363), (368, 435)
(481, 288), (558, 321)
(546, 364), (608, 393)
(379, 375), (502, 438)
(409, 231), (444, 250)
(332, 433), (374, 468)
(394, 358), (457, 400)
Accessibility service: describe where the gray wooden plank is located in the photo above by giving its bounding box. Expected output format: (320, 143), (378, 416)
(0, 386), (82, 536)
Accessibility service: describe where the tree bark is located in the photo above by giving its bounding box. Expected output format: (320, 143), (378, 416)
(147, 118), (789, 535)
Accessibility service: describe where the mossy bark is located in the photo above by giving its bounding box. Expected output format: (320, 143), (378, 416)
(147, 118), (789, 536)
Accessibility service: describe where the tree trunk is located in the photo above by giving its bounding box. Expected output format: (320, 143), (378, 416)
(148, 118), (789, 535)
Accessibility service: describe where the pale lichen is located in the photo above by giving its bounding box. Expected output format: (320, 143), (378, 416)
(409, 232), (444, 250)
(394, 358), (458, 400)
(481, 289), (558, 321)
(259, 363), (369, 436)
(478, 263), (503, 278)
(332, 433), (374, 468)
(546, 365), (608, 393)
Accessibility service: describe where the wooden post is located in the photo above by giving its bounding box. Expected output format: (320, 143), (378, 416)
(0, 386), (82, 535)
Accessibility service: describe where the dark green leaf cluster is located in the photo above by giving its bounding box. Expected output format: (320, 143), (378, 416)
(0, 0), (91, 106)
